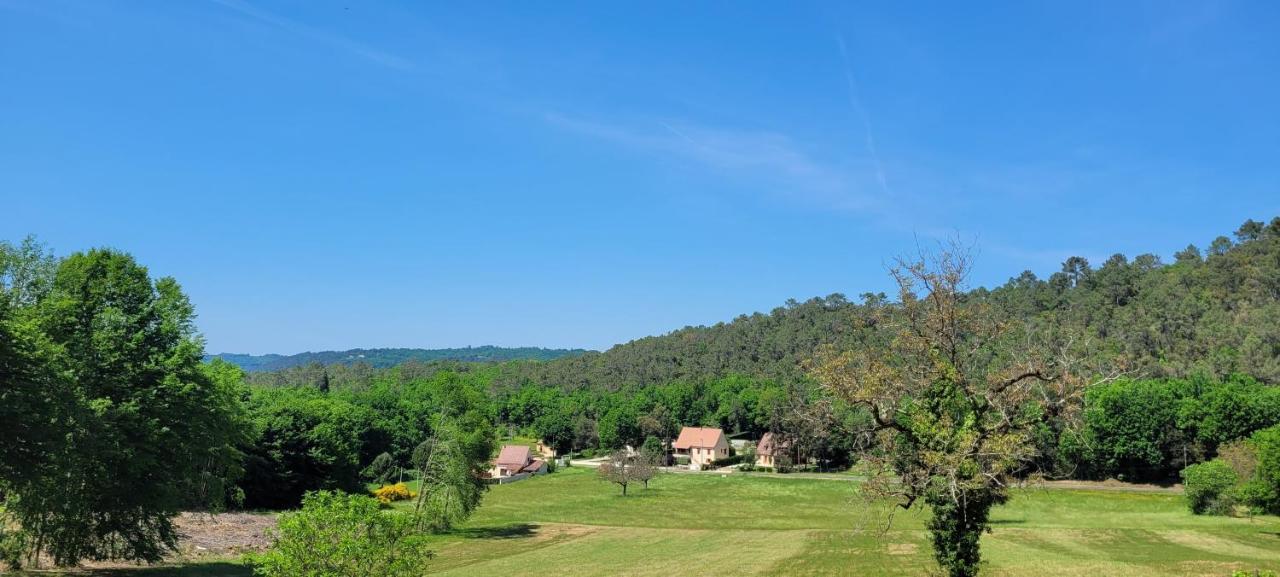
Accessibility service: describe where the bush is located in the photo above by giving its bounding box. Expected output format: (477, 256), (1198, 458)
(362, 452), (398, 484)
(1182, 459), (1238, 515)
(371, 482), (416, 505)
(1239, 424), (1280, 514)
(249, 491), (431, 577)
(709, 454), (745, 468)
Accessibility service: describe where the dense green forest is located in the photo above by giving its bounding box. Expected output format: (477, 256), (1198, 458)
(245, 217), (1280, 482)
(211, 346), (588, 372)
(3, 217), (1280, 570)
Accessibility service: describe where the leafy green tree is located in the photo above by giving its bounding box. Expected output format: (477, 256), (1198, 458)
(1236, 219), (1265, 242)
(240, 387), (373, 509)
(1238, 425), (1280, 514)
(598, 405), (642, 449)
(533, 406), (576, 455)
(411, 416), (494, 532)
(813, 245), (1086, 577)
(1181, 459), (1239, 514)
(3, 249), (249, 567)
(249, 491), (431, 577)
(1077, 380), (1184, 481)
(640, 435), (665, 464)
(1178, 375), (1280, 451)
(362, 452), (397, 484)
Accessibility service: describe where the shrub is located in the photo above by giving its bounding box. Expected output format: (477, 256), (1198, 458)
(249, 491), (431, 577)
(1181, 459), (1238, 515)
(372, 482), (416, 505)
(709, 454), (745, 468)
(362, 452), (398, 484)
(1239, 424), (1280, 515)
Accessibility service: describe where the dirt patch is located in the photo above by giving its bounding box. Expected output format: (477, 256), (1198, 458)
(172, 512), (277, 558)
(1038, 479), (1182, 494)
(886, 543), (918, 556)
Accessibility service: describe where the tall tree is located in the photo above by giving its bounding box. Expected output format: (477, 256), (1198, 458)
(812, 244), (1094, 577)
(6, 249), (248, 566)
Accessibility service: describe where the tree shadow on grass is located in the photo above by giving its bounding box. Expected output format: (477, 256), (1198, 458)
(452, 523), (538, 540)
(988, 519), (1027, 525)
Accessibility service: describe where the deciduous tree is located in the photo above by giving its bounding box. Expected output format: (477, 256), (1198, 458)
(812, 244), (1096, 577)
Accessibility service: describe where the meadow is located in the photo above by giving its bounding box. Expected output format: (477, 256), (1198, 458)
(19, 467), (1280, 576)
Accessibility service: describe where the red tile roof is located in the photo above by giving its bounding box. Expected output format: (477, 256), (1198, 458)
(672, 427), (725, 450)
(495, 445), (531, 467)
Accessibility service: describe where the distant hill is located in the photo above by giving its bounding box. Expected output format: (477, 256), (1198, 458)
(209, 346), (589, 372)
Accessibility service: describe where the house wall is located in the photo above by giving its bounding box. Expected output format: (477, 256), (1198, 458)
(688, 435), (731, 469)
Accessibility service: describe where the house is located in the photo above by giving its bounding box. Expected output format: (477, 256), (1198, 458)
(672, 426), (730, 470)
(755, 432), (788, 469)
(489, 445), (547, 479)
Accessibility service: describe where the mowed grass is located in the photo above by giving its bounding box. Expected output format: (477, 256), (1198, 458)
(414, 467), (1280, 577)
(18, 468), (1280, 576)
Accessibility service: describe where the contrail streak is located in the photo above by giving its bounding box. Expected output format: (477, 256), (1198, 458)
(836, 35), (891, 197)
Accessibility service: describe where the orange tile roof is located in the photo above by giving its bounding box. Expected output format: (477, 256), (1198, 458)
(672, 426), (725, 450)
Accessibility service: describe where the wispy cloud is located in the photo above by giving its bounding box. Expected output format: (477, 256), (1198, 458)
(210, 0), (412, 70)
(546, 112), (886, 212)
(836, 35), (891, 198)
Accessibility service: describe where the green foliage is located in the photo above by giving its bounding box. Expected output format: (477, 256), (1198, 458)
(1239, 424), (1280, 514)
(640, 436), (665, 463)
(411, 415), (496, 533)
(1232, 570), (1278, 577)
(0, 248), (250, 568)
(1178, 375), (1280, 449)
(1076, 379), (1185, 481)
(363, 452), (398, 484)
(1069, 377), (1280, 482)
(1181, 459), (1239, 514)
(598, 405), (642, 449)
(240, 387), (374, 509)
(249, 491), (431, 577)
(925, 491), (1002, 577)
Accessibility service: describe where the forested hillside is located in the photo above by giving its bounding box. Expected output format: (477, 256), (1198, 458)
(212, 346), (587, 372)
(481, 217), (1280, 391)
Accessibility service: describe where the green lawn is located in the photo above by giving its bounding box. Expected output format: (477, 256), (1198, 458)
(19, 467), (1280, 576)
(414, 467), (1280, 577)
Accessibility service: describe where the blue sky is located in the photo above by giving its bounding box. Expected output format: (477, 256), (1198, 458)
(3, 1), (1278, 354)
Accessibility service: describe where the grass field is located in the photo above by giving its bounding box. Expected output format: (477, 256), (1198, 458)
(19, 467), (1280, 576)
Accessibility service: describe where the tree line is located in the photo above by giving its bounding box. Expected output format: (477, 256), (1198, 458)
(3, 216), (1279, 575)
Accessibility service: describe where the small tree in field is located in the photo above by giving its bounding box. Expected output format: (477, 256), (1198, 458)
(633, 453), (658, 489)
(598, 450), (640, 496)
(411, 419), (491, 533)
(811, 244), (1096, 577)
(250, 491), (431, 577)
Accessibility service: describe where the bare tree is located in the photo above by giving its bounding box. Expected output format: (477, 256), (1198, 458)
(810, 243), (1102, 577)
(597, 450), (643, 496)
(632, 453), (658, 490)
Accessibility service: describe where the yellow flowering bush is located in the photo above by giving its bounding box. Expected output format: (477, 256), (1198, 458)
(372, 483), (416, 505)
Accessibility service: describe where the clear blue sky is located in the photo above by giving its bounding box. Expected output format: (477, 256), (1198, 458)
(3, 1), (1278, 354)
